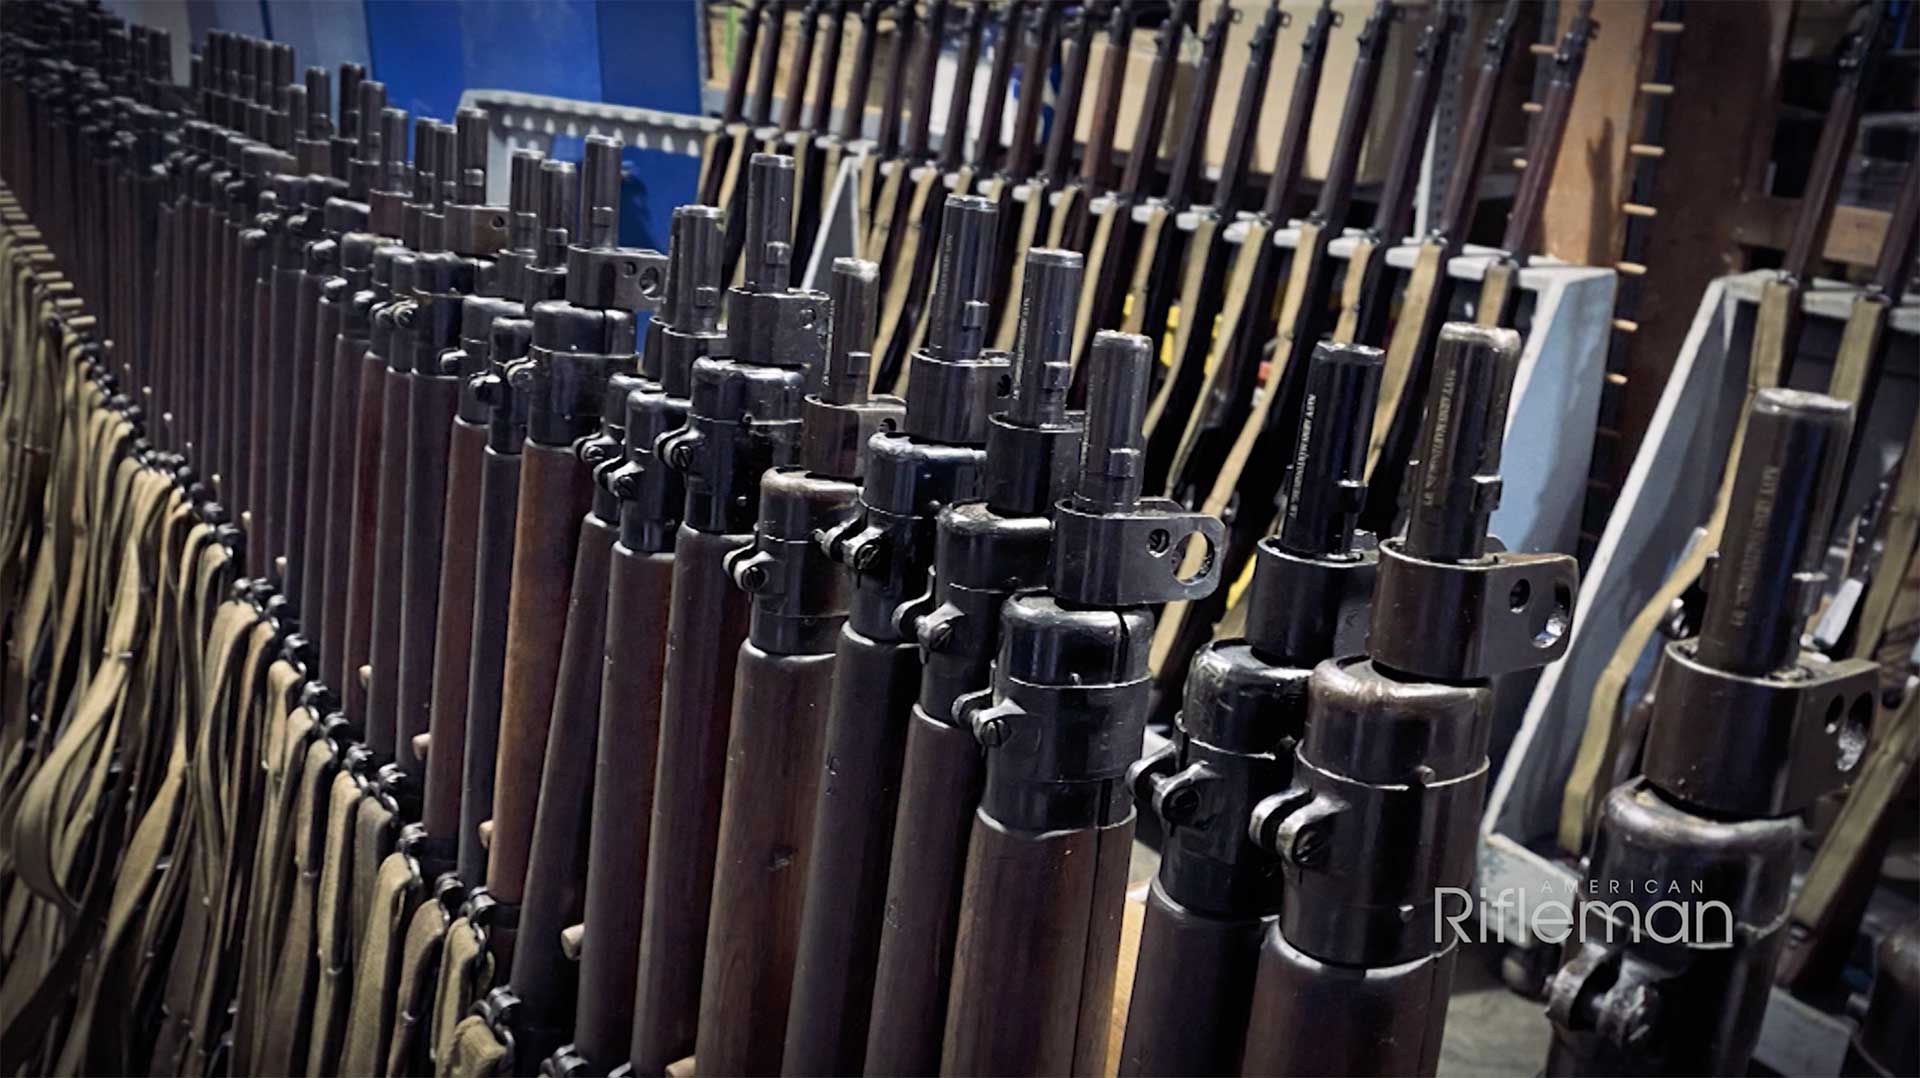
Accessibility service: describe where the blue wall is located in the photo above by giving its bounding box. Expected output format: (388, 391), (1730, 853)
(143, 0), (705, 254)
(362, 0), (700, 251)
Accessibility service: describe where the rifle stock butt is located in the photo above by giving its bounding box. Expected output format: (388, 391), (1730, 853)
(782, 632), (921, 1075)
(628, 527), (753, 1073)
(695, 644), (836, 1077)
(572, 544), (676, 1066)
(862, 709), (986, 1077)
(1117, 878), (1267, 1077)
(942, 812), (1135, 1078)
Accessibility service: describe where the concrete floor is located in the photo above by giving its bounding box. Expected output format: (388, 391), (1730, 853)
(1438, 941), (1553, 1077)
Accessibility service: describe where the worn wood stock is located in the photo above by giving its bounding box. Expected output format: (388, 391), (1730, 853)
(628, 527), (754, 1073)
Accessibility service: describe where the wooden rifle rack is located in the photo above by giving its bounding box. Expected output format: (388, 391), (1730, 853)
(1484, 269), (1920, 1077)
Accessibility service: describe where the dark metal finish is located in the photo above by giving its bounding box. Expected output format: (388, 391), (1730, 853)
(1243, 324), (1574, 1078)
(630, 155), (817, 1074)
(783, 194), (1009, 1076)
(942, 333), (1221, 1077)
(864, 247), (1086, 1077)
(1122, 340), (1382, 1076)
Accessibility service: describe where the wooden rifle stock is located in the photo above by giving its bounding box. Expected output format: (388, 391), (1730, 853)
(991, 3), (1088, 351)
(1070, 0), (1186, 386)
(631, 157), (813, 1072)
(1141, 0), (1294, 490)
(1149, 0), (1395, 693)
(1115, 0), (1234, 356)
(1357, 0), (1520, 525)
(699, 0), (767, 208)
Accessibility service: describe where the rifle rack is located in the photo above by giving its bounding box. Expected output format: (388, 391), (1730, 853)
(455, 88), (719, 202)
(1482, 268), (1920, 1078)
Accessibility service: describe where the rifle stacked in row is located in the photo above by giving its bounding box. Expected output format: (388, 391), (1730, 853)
(40, 3), (1855, 1077)
(701, 0), (1604, 717)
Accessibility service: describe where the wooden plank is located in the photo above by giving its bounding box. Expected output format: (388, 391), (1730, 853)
(1609, 0), (1792, 494)
(1733, 199), (1899, 270)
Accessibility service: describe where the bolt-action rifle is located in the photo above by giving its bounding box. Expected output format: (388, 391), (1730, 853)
(978, 0), (1058, 322)
(1564, 3), (1889, 854)
(1069, 0), (1186, 383)
(864, 0), (945, 310)
(869, 0), (976, 392)
(697, 257), (900, 1076)
(1545, 389), (1871, 1076)
(783, 193), (1009, 1075)
(1122, 338), (1382, 1076)
(1050, 0), (1137, 256)
(1363, 1), (1588, 539)
(628, 153), (820, 1074)
(1139, 0), (1308, 492)
(1241, 325), (1575, 1078)
(722, 0), (790, 277)
(1149, 0), (1398, 711)
(941, 330), (1222, 1076)
(699, 0), (769, 208)
(1114, 0), (1236, 351)
(790, 0), (850, 279)
(1177, 0), (1470, 680)
(814, 0), (888, 254)
(989, 2), (1098, 351)
(862, 246), (1087, 1076)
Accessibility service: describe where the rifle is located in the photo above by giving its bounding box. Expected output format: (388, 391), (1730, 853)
(815, 0), (886, 249)
(980, 0), (1057, 320)
(1051, 0), (1136, 255)
(867, 0), (964, 391)
(970, 0), (1028, 182)
(699, 0), (767, 207)
(294, 65), (366, 656)
(941, 330), (1222, 1077)
(698, 258), (900, 1076)
(1806, 158), (1920, 664)
(462, 136), (665, 1071)
(1178, 0), (1466, 662)
(1330, 0), (1470, 352)
(551, 203), (722, 1076)
(863, 0), (932, 272)
(1359, 0), (1536, 530)
(378, 146), (546, 1078)
(1544, 390), (1868, 1076)
(783, 192), (1008, 1075)
(395, 111), (506, 798)
(863, 246), (1086, 1076)
(1241, 325), (1576, 1077)
(310, 115), (447, 1078)
(777, 0), (825, 140)
(628, 153), (818, 1073)
(722, 0), (788, 277)
(1472, 1), (1593, 328)
(991, 1), (1097, 351)
(790, 0), (848, 278)
(1149, 0), (1397, 712)
(1110, 0), (1234, 351)
(1144, 0), (1328, 495)
(1139, 0), (1298, 492)
(1069, 0), (1186, 383)
(1562, 4), (1891, 854)
(409, 163), (578, 1058)
(869, 0), (986, 392)
(1122, 335), (1380, 1077)
(333, 108), (510, 1076)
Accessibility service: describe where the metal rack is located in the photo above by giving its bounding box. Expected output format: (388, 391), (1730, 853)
(455, 88), (718, 203)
